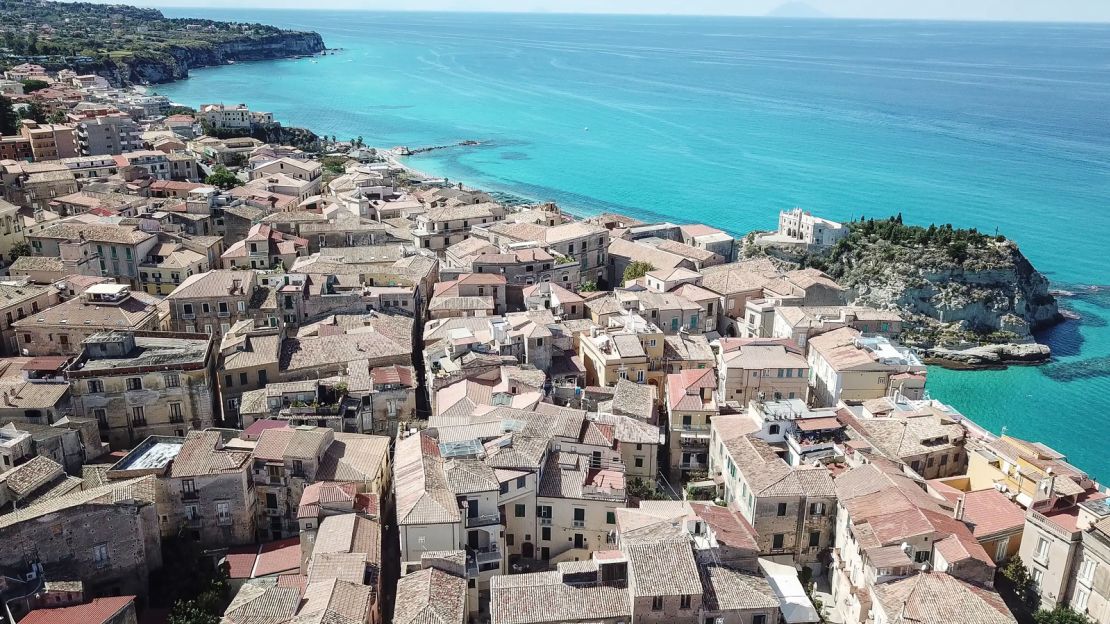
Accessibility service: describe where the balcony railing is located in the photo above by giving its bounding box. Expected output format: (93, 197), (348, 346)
(678, 461), (708, 471)
(572, 519), (586, 528)
(463, 512), (502, 528)
(539, 517), (552, 526)
(671, 423), (711, 433)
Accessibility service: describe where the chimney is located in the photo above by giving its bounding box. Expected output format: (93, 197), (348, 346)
(954, 494), (965, 521)
(231, 278), (242, 295)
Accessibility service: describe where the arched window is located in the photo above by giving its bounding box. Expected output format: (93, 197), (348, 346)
(768, 424), (780, 435)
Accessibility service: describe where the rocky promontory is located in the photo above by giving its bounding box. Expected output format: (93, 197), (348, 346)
(0, 0), (326, 87)
(99, 32), (326, 86)
(805, 217), (1061, 365)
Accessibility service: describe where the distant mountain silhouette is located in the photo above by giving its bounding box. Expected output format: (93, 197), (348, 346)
(765, 2), (828, 18)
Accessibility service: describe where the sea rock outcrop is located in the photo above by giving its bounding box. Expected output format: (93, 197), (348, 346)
(818, 220), (1061, 348)
(925, 343), (1052, 368)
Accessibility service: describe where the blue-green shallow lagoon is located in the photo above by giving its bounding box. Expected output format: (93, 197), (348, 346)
(156, 9), (1110, 479)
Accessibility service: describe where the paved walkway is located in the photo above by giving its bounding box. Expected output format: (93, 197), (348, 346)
(813, 574), (844, 624)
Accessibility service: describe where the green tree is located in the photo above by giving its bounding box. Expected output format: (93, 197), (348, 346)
(166, 105), (196, 116)
(0, 95), (17, 135)
(355, 135), (364, 147)
(167, 600), (219, 624)
(18, 101), (46, 123)
(578, 280), (598, 293)
(622, 260), (655, 284)
(20, 79), (50, 94)
(8, 241), (32, 263)
(204, 165), (240, 190)
(1034, 607), (1093, 624)
(1000, 556), (1039, 611)
(47, 110), (67, 124)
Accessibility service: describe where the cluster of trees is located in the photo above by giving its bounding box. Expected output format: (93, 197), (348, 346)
(204, 166), (240, 190)
(622, 260), (655, 284)
(0, 94), (63, 133)
(830, 214), (1003, 265)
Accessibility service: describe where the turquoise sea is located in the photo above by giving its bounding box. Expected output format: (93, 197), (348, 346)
(156, 10), (1110, 479)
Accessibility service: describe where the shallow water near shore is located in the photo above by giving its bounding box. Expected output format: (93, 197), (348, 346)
(156, 9), (1110, 480)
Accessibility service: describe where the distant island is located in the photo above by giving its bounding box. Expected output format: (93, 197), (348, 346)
(0, 0), (325, 86)
(765, 2), (829, 18)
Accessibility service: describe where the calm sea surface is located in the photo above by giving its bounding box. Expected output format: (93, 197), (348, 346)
(157, 9), (1110, 479)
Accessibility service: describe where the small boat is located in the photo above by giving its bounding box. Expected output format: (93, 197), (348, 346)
(583, 127), (589, 131)
(1061, 310), (1081, 320)
(1049, 289), (1075, 297)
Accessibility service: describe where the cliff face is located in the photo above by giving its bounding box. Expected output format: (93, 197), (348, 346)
(97, 32), (325, 86)
(822, 224), (1059, 346)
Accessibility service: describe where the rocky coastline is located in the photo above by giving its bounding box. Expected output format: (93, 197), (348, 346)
(96, 32), (327, 87)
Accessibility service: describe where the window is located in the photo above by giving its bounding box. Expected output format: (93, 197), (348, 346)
(573, 508), (585, 528)
(1074, 587), (1090, 613)
(164, 373), (180, 388)
(515, 504), (526, 518)
(292, 459), (304, 477)
(258, 370), (268, 385)
(772, 534), (785, 550)
(169, 402), (184, 423)
(680, 594), (692, 610)
(1032, 567), (1044, 591)
(768, 424), (780, 435)
(516, 476), (526, 488)
(240, 372), (248, 385)
(506, 533), (515, 547)
(995, 537), (1010, 562)
(131, 406), (146, 426)
(500, 482), (509, 495)
(810, 502), (826, 516)
(809, 531), (821, 547)
(126, 377), (142, 391)
(635, 457), (644, 468)
(182, 479), (196, 498)
(1079, 557), (1097, 583)
(93, 543), (110, 568)
(1035, 536), (1050, 562)
(606, 511), (615, 524)
(224, 375), (233, 388)
(651, 596), (663, 611)
(87, 380), (104, 393)
(541, 527), (551, 541)
(753, 616), (767, 624)
(940, 454), (949, 465)
(777, 503), (788, 517)
(93, 408), (108, 429)
(216, 501), (232, 525)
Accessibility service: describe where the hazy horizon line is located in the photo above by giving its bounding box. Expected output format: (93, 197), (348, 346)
(152, 4), (1110, 25)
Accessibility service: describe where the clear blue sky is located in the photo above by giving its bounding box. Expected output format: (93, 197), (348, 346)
(83, 0), (1110, 22)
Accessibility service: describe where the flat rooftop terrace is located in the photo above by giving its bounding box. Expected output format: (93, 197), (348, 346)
(78, 336), (209, 371)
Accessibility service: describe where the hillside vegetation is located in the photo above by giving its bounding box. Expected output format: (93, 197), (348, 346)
(0, 0), (324, 85)
(813, 216), (1059, 347)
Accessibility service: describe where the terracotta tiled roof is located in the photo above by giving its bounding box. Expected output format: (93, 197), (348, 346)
(19, 596), (134, 624)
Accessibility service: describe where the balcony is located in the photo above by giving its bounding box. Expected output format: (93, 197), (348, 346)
(539, 517), (553, 526)
(466, 545), (501, 576)
(182, 490), (199, 501)
(463, 511), (502, 528)
(671, 423), (711, 434)
(678, 461), (708, 471)
(572, 519), (586, 528)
